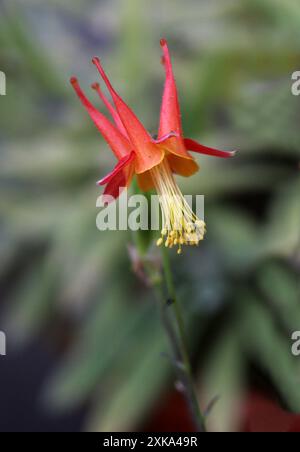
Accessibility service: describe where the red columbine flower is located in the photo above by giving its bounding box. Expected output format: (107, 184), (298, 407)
(70, 39), (235, 254)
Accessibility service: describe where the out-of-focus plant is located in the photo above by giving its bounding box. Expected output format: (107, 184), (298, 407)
(0, 0), (300, 432)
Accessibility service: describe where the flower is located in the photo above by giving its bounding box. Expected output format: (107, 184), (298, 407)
(70, 39), (235, 254)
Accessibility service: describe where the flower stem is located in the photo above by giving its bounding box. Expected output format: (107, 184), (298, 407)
(160, 247), (207, 433)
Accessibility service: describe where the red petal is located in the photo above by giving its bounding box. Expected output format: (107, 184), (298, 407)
(92, 58), (164, 174)
(102, 156), (135, 202)
(167, 153), (199, 177)
(103, 170), (127, 201)
(158, 40), (191, 160)
(158, 39), (183, 139)
(70, 77), (132, 160)
(136, 171), (155, 192)
(152, 131), (179, 144)
(184, 138), (237, 158)
(97, 151), (135, 186)
(91, 82), (129, 139)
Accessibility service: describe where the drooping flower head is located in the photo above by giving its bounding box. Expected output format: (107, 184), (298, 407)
(70, 39), (235, 254)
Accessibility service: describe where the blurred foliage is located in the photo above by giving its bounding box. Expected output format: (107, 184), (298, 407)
(0, 0), (300, 432)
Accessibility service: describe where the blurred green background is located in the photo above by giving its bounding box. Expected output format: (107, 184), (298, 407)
(0, 0), (300, 432)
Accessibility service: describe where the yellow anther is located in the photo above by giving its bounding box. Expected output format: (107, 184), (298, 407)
(156, 237), (163, 247)
(150, 160), (206, 254)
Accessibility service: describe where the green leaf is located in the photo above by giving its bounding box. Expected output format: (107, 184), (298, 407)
(263, 177), (300, 256)
(201, 326), (245, 432)
(86, 331), (169, 432)
(238, 295), (300, 412)
(258, 261), (300, 333)
(43, 286), (157, 411)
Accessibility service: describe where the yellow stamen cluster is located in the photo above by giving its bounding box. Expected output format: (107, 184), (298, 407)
(151, 160), (206, 254)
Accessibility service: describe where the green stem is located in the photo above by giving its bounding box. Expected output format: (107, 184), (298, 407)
(160, 247), (207, 433)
